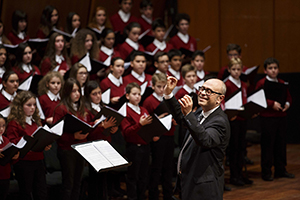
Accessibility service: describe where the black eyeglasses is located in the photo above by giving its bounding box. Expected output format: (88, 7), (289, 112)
(198, 86), (222, 96)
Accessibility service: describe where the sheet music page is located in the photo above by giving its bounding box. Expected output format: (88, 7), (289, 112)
(0, 106), (10, 118)
(36, 98), (45, 120)
(118, 103), (127, 117)
(75, 143), (112, 172)
(18, 76), (33, 90)
(102, 88), (111, 105)
(244, 66), (258, 75)
(140, 81), (148, 95)
(225, 91), (243, 110)
(172, 86), (182, 95)
(158, 114), (172, 131)
(93, 140), (128, 166)
(50, 120), (64, 136)
(247, 89), (267, 108)
(79, 54), (92, 72)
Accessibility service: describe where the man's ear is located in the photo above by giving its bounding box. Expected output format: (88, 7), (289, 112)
(217, 95), (225, 104)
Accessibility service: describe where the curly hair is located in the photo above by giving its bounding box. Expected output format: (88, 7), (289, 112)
(70, 29), (99, 60)
(38, 71), (64, 96)
(41, 32), (70, 71)
(7, 91), (41, 128)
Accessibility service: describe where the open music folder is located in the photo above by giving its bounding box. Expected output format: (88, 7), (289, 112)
(0, 137), (27, 166)
(71, 140), (130, 172)
(137, 114), (172, 143)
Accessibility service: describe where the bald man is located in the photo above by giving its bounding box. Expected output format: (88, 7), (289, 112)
(163, 77), (230, 200)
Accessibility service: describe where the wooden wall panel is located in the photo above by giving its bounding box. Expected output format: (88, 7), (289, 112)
(1, 0), (92, 37)
(220, 0), (274, 73)
(274, 0), (300, 73)
(178, 0), (220, 72)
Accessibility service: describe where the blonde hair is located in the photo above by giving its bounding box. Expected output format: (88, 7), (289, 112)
(38, 71), (64, 96)
(7, 91), (41, 128)
(228, 58), (242, 69)
(152, 73), (167, 86)
(181, 64), (196, 79)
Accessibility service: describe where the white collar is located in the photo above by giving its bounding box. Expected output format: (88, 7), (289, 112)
(108, 73), (123, 87)
(266, 75), (278, 82)
(17, 32), (25, 40)
(141, 14), (152, 24)
(197, 70), (205, 79)
(155, 69), (166, 74)
(72, 103), (78, 111)
(2, 89), (16, 101)
(25, 116), (33, 125)
(98, 25), (105, 33)
(128, 102), (141, 114)
(131, 70), (145, 82)
(125, 38), (139, 50)
(91, 102), (101, 112)
(55, 54), (65, 64)
(201, 105), (219, 123)
(101, 45), (114, 56)
(153, 39), (166, 51)
(0, 66), (6, 77)
(183, 84), (196, 93)
(177, 32), (189, 44)
(118, 9), (131, 23)
(229, 75), (241, 88)
(81, 87), (85, 96)
(0, 135), (3, 144)
(153, 92), (163, 102)
(21, 63), (32, 73)
(47, 90), (60, 101)
(168, 67), (180, 80)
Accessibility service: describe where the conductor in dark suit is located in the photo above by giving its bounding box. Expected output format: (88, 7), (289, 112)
(163, 77), (230, 200)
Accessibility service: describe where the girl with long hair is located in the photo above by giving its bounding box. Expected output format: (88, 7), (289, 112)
(36, 5), (60, 38)
(0, 45), (11, 83)
(69, 63), (89, 95)
(0, 71), (19, 109)
(7, 10), (29, 45)
(12, 43), (41, 83)
(6, 91), (50, 200)
(40, 32), (70, 76)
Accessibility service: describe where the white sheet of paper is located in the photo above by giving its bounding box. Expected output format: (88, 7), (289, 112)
(140, 81), (148, 95)
(36, 98), (45, 120)
(158, 114), (172, 131)
(79, 54), (92, 72)
(118, 103), (127, 117)
(225, 91), (243, 110)
(247, 89), (267, 108)
(18, 76), (33, 91)
(102, 88), (111, 105)
(0, 106), (11, 118)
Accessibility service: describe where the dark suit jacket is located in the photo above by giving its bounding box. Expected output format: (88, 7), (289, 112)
(165, 96), (230, 200)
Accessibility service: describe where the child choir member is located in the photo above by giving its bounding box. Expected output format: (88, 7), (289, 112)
(153, 51), (169, 74)
(174, 64), (197, 100)
(38, 71), (63, 125)
(100, 57), (125, 108)
(0, 20), (11, 45)
(84, 80), (118, 199)
(69, 63), (89, 95)
(146, 19), (173, 53)
(119, 22), (145, 61)
(0, 71), (19, 109)
(88, 6), (110, 34)
(40, 32), (70, 76)
(110, 0), (138, 34)
(6, 91), (51, 200)
(12, 43), (40, 83)
(99, 28), (121, 66)
(37, 5), (60, 39)
(142, 73), (175, 200)
(0, 114), (19, 200)
(7, 10), (29, 45)
(52, 78), (95, 200)
(191, 50), (209, 82)
(0, 45), (11, 83)
(167, 49), (184, 88)
(123, 51), (152, 87)
(224, 58), (252, 186)
(120, 82), (153, 200)
(65, 12), (81, 36)
(138, 0), (154, 35)
(169, 13), (197, 52)
(70, 29), (99, 65)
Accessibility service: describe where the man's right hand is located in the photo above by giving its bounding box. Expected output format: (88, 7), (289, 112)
(164, 76), (178, 95)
